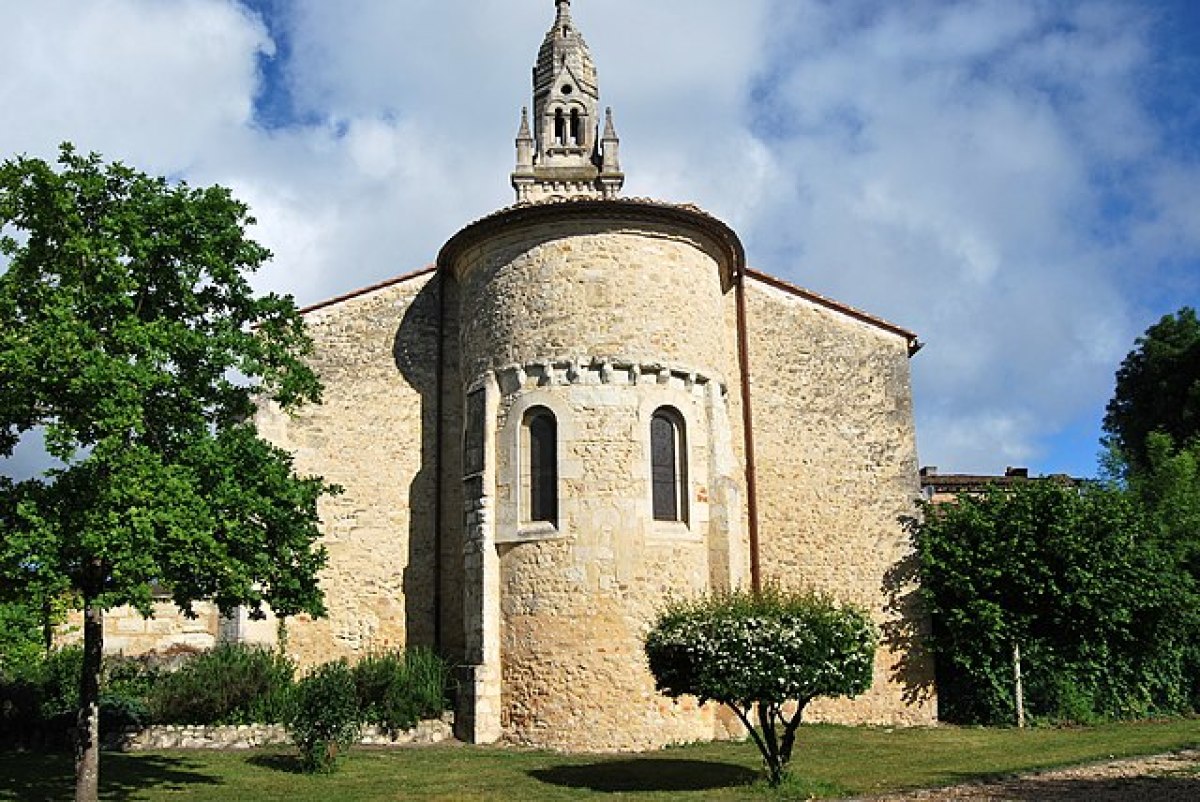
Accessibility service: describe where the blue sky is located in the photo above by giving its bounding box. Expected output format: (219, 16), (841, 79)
(1, 0), (1198, 480)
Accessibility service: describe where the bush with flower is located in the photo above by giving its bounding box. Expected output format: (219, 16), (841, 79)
(644, 585), (877, 785)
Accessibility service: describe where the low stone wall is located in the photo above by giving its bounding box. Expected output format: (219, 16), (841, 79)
(108, 714), (455, 751)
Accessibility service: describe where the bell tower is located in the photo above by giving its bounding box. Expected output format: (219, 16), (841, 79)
(513, 0), (624, 202)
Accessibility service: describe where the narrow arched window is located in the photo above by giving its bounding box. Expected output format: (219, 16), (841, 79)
(651, 408), (687, 522)
(570, 109), (582, 145)
(554, 109), (566, 145)
(524, 407), (558, 525)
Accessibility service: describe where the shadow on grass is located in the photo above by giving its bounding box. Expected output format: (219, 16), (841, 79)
(246, 752), (306, 775)
(0, 751), (221, 802)
(529, 758), (758, 793)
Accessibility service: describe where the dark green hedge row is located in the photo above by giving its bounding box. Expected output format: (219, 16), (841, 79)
(0, 643), (452, 750)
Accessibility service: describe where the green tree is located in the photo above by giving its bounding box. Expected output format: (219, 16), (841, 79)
(914, 480), (1193, 725)
(1133, 435), (1200, 569)
(1128, 434), (1200, 707)
(644, 586), (876, 786)
(1103, 307), (1200, 475)
(0, 600), (44, 674)
(0, 145), (334, 802)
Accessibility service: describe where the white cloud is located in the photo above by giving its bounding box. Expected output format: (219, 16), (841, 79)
(0, 0), (268, 169)
(721, 0), (1191, 472)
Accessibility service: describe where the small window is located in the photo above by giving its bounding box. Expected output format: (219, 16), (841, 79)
(651, 407), (687, 522)
(524, 407), (558, 525)
(570, 109), (582, 145)
(554, 109), (566, 145)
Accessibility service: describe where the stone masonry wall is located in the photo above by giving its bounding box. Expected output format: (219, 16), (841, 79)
(454, 220), (733, 384)
(493, 371), (737, 750)
(63, 602), (221, 656)
(257, 270), (455, 667)
(108, 715), (454, 751)
(736, 277), (936, 725)
(448, 213), (747, 749)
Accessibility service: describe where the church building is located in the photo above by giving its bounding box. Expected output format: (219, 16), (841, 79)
(101, 0), (937, 750)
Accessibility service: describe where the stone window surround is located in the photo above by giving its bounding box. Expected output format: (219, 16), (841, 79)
(637, 391), (704, 542)
(498, 389), (577, 544)
(650, 405), (688, 525)
(493, 358), (719, 546)
(521, 405), (559, 528)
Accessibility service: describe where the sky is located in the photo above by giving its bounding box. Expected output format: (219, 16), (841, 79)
(1, 0), (1197, 480)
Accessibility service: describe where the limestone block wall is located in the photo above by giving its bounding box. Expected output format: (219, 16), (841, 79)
(453, 219), (733, 384)
(736, 276), (936, 725)
(64, 602), (222, 655)
(257, 270), (456, 667)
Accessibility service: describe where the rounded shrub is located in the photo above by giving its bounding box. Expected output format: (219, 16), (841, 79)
(645, 585), (877, 786)
(288, 659), (361, 774)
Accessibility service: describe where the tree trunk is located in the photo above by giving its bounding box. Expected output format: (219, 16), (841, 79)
(1013, 640), (1025, 729)
(74, 602), (103, 802)
(757, 703), (785, 785)
(42, 595), (54, 653)
(779, 703), (806, 767)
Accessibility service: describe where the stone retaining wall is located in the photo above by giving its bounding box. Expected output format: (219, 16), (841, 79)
(108, 714), (454, 751)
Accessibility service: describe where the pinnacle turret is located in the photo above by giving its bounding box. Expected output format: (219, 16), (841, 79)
(512, 0), (623, 203)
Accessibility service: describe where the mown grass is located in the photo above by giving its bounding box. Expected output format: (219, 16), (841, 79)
(1, 719), (1196, 801)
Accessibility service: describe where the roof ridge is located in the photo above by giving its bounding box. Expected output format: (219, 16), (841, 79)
(298, 265), (437, 315)
(744, 268), (922, 355)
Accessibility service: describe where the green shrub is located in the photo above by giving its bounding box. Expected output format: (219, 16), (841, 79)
(38, 646), (83, 718)
(288, 660), (360, 774)
(352, 647), (452, 735)
(915, 481), (1197, 725)
(404, 647), (454, 716)
(0, 646), (158, 748)
(0, 675), (44, 748)
(147, 644), (294, 725)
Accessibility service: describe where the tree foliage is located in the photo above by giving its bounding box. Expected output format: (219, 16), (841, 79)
(0, 145), (334, 800)
(644, 586), (876, 786)
(1103, 307), (1200, 474)
(1128, 434), (1200, 708)
(914, 480), (1196, 724)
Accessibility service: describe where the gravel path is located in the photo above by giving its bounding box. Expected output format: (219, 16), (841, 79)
(851, 749), (1200, 801)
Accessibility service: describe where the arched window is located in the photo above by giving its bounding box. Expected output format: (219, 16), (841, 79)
(651, 407), (687, 523)
(569, 109), (582, 145)
(554, 109), (566, 145)
(524, 407), (558, 525)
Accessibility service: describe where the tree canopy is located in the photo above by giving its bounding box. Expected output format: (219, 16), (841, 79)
(0, 144), (334, 801)
(1103, 307), (1200, 474)
(914, 480), (1195, 724)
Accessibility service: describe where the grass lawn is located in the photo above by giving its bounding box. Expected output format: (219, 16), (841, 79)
(1, 719), (1197, 801)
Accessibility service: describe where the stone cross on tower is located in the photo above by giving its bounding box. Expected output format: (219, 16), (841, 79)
(512, 0), (624, 203)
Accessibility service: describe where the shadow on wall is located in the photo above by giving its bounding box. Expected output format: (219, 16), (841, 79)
(879, 512), (938, 709)
(392, 273), (460, 657)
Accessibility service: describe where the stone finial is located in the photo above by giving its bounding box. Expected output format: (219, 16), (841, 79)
(517, 107), (533, 141)
(602, 107), (618, 141)
(598, 107), (624, 196)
